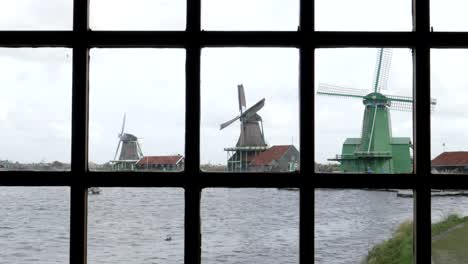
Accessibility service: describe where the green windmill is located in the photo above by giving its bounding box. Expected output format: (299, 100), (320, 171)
(318, 48), (436, 173)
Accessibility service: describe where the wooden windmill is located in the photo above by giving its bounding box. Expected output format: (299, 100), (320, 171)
(111, 113), (144, 171)
(220, 84), (268, 171)
(317, 48), (437, 173)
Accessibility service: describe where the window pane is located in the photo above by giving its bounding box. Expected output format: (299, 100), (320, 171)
(431, 50), (467, 174)
(431, 0), (468, 31)
(0, 48), (71, 170)
(315, 189), (413, 263)
(315, 48), (413, 174)
(202, 0), (299, 31)
(90, 0), (186, 30)
(0, 0), (72, 30)
(201, 48), (300, 172)
(315, 0), (411, 31)
(432, 190), (468, 262)
(201, 188), (299, 263)
(89, 49), (185, 172)
(88, 188), (184, 263)
(0, 187), (70, 263)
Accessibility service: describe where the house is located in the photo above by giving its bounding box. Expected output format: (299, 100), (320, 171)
(249, 145), (300, 172)
(431, 151), (468, 173)
(136, 155), (184, 171)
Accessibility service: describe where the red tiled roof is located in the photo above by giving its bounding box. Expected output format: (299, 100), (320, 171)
(432, 152), (468, 166)
(137, 155), (183, 166)
(250, 145), (291, 166)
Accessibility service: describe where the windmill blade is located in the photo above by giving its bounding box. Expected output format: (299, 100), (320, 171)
(113, 140), (122, 160)
(120, 113), (126, 136)
(385, 94), (413, 103)
(238, 84), (246, 112)
(388, 100), (413, 112)
(372, 48), (392, 93)
(388, 97), (437, 112)
(137, 142), (144, 158)
(242, 98), (265, 119)
(220, 115), (240, 130)
(317, 83), (368, 100)
(431, 98), (437, 111)
(385, 94), (412, 112)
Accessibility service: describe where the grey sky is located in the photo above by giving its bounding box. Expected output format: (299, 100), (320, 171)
(0, 1), (467, 165)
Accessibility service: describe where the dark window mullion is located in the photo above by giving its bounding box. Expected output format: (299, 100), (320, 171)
(299, 0), (314, 252)
(184, 43), (201, 264)
(413, 0), (431, 262)
(70, 1), (89, 264)
(185, 0), (201, 262)
(413, 47), (431, 264)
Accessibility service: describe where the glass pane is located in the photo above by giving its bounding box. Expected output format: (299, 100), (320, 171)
(0, 0), (72, 30)
(201, 48), (300, 172)
(431, 0), (468, 31)
(431, 50), (468, 174)
(202, 0), (299, 31)
(315, 0), (411, 31)
(90, 0), (186, 30)
(432, 189), (468, 262)
(0, 187), (70, 263)
(315, 48), (413, 174)
(315, 189), (413, 263)
(88, 188), (184, 263)
(0, 48), (72, 170)
(89, 49), (185, 171)
(201, 188), (299, 263)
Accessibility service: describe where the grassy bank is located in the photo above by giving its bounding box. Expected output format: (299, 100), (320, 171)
(362, 215), (468, 264)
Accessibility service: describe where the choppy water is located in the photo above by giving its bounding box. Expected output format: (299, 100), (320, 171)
(0, 187), (299, 264)
(315, 189), (414, 264)
(5, 187), (467, 264)
(315, 189), (468, 264)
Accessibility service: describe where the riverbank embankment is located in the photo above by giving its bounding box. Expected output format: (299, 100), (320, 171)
(362, 215), (468, 264)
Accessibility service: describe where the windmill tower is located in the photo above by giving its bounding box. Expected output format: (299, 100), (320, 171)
(317, 48), (437, 173)
(220, 84), (268, 171)
(111, 113), (144, 171)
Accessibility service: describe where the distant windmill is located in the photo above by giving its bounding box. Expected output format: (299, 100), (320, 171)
(112, 113), (143, 170)
(317, 48), (437, 173)
(221, 84), (268, 171)
(220, 84), (267, 147)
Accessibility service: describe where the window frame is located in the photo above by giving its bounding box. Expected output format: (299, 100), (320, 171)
(0, 0), (449, 263)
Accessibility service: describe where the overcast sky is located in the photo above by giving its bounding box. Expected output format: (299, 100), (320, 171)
(0, 0), (467, 165)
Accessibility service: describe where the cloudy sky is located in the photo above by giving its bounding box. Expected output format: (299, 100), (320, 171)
(0, 0), (467, 165)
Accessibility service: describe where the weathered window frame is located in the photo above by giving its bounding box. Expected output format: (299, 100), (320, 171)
(0, 0), (452, 263)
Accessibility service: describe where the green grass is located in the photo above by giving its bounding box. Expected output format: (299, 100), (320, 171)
(432, 214), (468, 237)
(362, 220), (413, 264)
(432, 215), (468, 264)
(362, 215), (468, 264)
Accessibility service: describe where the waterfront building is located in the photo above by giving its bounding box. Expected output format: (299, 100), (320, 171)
(432, 151), (468, 173)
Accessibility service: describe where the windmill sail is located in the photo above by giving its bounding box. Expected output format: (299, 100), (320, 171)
(238, 84), (246, 112)
(372, 48), (392, 93)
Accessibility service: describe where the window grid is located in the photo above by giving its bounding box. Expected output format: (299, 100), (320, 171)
(0, 0), (451, 263)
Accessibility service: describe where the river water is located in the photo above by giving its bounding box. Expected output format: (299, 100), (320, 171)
(0, 187), (299, 264)
(3, 187), (468, 264)
(315, 189), (468, 264)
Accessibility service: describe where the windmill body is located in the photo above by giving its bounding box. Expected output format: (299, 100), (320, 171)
(111, 114), (144, 171)
(318, 49), (437, 173)
(221, 84), (268, 171)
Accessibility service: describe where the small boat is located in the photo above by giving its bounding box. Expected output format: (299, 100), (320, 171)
(88, 187), (102, 195)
